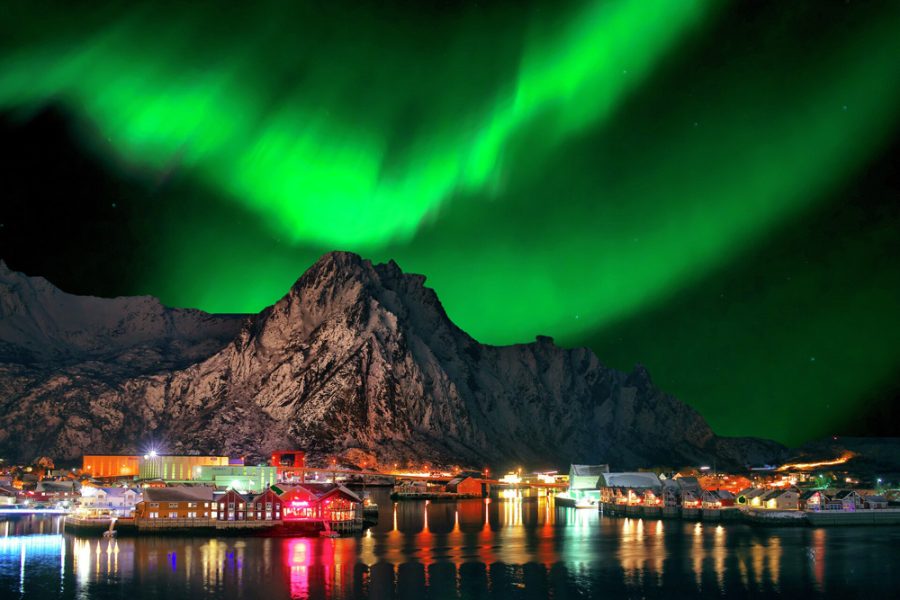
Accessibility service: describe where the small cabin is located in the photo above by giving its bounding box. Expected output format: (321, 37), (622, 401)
(799, 490), (829, 511)
(864, 494), (888, 510)
(833, 490), (861, 511)
(445, 476), (487, 497)
(763, 489), (799, 510)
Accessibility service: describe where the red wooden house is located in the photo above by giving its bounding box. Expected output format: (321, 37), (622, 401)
(216, 489), (253, 521)
(249, 487), (283, 521)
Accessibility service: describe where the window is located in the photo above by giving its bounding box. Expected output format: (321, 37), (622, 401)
(256, 503), (262, 510)
(219, 503), (224, 509)
(266, 502), (272, 509)
(211, 512), (217, 520)
(149, 512), (158, 519)
(187, 511), (198, 518)
(188, 502), (197, 508)
(265, 511), (272, 520)
(168, 512), (178, 518)
(149, 503), (159, 508)
(204, 502), (209, 508)
(228, 502), (235, 509)
(169, 503), (179, 508)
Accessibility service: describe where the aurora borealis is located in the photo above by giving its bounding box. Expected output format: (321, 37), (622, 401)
(1, 0), (899, 445)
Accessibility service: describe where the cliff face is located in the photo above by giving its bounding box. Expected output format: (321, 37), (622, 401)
(0, 253), (785, 468)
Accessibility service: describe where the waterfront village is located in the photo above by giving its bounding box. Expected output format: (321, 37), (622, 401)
(0, 448), (898, 536)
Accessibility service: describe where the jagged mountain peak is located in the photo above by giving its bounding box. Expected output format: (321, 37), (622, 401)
(0, 254), (786, 469)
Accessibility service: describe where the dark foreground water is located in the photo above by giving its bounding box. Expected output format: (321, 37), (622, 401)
(2, 489), (898, 599)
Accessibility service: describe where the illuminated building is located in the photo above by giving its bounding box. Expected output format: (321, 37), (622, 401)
(215, 489), (253, 521)
(701, 489), (735, 508)
(270, 450), (305, 481)
(248, 487), (283, 521)
(761, 489), (800, 510)
(566, 464), (609, 504)
(78, 487), (141, 516)
(662, 477), (702, 507)
(275, 483), (362, 526)
(82, 455), (141, 478)
(444, 476), (488, 497)
(138, 455), (229, 481)
(799, 490), (828, 511)
(133, 487), (215, 521)
(736, 487), (767, 506)
(0, 485), (19, 505)
(192, 465), (277, 492)
(833, 490), (862, 511)
(599, 472), (662, 505)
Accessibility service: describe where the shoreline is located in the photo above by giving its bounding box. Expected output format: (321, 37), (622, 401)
(597, 501), (900, 527)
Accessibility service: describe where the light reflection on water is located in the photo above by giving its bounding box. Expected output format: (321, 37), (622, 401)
(2, 491), (900, 599)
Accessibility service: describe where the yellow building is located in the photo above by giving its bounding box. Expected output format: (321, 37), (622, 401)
(138, 455), (230, 481)
(82, 455), (141, 478)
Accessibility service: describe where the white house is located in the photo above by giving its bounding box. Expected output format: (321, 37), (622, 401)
(80, 486), (142, 515)
(763, 489), (799, 510)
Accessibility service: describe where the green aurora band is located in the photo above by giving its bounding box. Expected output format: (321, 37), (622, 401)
(2, 1), (899, 444)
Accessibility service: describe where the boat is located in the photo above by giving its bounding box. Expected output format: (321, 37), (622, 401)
(555, 492), (597, 509)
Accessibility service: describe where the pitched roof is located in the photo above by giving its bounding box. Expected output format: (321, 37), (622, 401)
(144, 486), (215, 502)
(570, 465), (609, 477)
(675, 477), (701, 491)
(99, 487), (138, 497)
(36, 481), (79, 492)
(834, 490), (859, 499)
(275, 483), (362, 503)
(599, 472), (661, 490)
(866, 495), (887, 502)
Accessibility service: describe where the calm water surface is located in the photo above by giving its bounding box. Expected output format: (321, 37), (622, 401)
(2, 489), (898, 599)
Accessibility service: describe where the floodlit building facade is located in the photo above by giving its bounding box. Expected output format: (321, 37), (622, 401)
(138, 455), (229, 481)
(193, 465), (277, 493)
(566, 464), (610, 503)
(82, 455), (141, 478)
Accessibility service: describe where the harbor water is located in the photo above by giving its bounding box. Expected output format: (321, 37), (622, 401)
(2, 489), (898, 599)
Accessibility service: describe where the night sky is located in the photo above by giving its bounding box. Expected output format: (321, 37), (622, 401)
(1, 0), (898, 446)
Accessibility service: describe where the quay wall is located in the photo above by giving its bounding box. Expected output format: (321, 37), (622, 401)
(806, 509), (900, 526)
(597, 502), (900, 527)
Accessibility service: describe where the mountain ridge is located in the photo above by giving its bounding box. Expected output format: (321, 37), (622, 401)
(0, 252), (786, 469)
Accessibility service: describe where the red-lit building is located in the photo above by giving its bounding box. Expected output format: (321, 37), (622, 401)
(274, 483), (361, 524)
(270, 450), (306, 481)
(445, 476), (488, 497)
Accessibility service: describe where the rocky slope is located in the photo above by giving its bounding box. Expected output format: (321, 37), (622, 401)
(0, 253), (785, 469)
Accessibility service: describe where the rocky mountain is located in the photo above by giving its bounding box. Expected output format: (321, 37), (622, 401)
(0, 252), (785, 469)
(0, 260), (244, 370)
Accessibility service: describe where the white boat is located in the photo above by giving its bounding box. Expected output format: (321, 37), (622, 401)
(555, 492), (597, 509)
